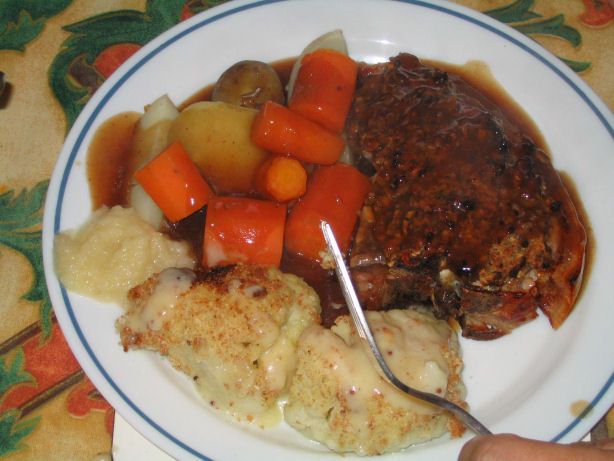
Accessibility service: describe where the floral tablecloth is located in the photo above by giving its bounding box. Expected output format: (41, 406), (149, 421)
(1, 1), (613, 459)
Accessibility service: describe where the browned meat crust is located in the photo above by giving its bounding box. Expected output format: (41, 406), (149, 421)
(346, 54), (587, 339)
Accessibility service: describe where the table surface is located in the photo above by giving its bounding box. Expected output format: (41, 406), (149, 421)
(1, 1), (613, 459)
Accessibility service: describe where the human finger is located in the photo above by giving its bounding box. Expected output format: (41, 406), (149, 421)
(458, 434), (614, 461)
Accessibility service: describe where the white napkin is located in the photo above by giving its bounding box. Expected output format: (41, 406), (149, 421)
(112, 413), (176, 460)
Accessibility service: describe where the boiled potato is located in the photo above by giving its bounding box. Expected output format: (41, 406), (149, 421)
(168, 101), (270, 194)
(129, 94), (179, 229)
(211, 60), (284, 109)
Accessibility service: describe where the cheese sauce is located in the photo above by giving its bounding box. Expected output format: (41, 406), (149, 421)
(307, 310), (454, 416)
(128, 267), (196, 331)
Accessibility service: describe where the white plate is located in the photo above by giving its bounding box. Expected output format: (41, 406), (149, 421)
(42, 0), (614, 459)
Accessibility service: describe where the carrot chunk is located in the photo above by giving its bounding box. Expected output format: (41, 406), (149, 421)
(289, 49), (358, 134)
(251, 101), (345, 165)
(203, 196), (287, 268)
(133, 141), (213, 223)
(256, 154), (308, 202)
(284, 163), (369, 262)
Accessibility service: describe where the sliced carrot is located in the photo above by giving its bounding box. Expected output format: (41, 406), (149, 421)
(256, 154), (308, 202)
(203, 196), (287, 268)
(251, 100), (345, 165)
(289, 49), (358, 135)
(134, 141), (214, 222)
(285, 163), (369, 262)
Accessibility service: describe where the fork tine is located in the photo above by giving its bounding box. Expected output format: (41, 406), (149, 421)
(321, 220), (491, 436)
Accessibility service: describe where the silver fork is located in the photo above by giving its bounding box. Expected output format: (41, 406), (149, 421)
(321, 221), (491, 436)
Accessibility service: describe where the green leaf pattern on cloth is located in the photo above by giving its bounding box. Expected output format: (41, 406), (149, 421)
(484, 0), (591, 71)
(0, 409), (40, 457)
(0, 348), (35, 397)
(0, 0), (72, 51)
(49, 0), (188, 132)
(0, 181), (52, 337)
(0, 0), (602, 457)
(0, 348), (38, 456)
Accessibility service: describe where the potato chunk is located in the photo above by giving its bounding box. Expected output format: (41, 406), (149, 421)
(168, 101), (270, 194)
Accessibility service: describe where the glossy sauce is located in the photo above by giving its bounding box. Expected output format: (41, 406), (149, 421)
(424, 60), (591, 301)
(430, 60), (547, 152)
(86, 56), (589, 326)
(570, 399), (592, 418)
(299, 310), (455, 419)
(126, 267), (197, 332)
(87, 111), (140, 209)
(438, 60), (592, 296)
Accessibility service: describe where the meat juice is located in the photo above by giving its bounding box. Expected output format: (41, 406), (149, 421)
(86, 56), (590, 329)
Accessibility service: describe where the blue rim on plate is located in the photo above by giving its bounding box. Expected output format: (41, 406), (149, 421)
(44, 0), (614, 459)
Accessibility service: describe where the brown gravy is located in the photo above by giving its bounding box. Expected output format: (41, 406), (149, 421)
(439, 60), (592, 303)
(87, 111), (140, 209)
(86, 56), (588, 327)
(435, 60), (592, 302)
(430, 59), (548, 152)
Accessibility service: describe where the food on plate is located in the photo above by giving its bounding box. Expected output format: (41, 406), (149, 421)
(284, 162), (369, 262)
(284, 309), (466, 455)
(286, 29), (348, 100)
(55, 26), (589, 456)
(346, 53), (587, 339)
(167, 101), (270, 194)
(128, 94), (179, 228)
(251, 100), (346, 165)
(134, 141), (214, 223)
(116, 264), (321, 426)
(288, 48), (358, 134)
(203, 196), (287, 268)
(285, 29), (354, 164)
(211, 60), (284, 109)
(54, 206), (195, 307)
(255, 154), (308, 202)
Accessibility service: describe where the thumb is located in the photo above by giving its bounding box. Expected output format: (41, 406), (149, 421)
(458, 434), (614, 461)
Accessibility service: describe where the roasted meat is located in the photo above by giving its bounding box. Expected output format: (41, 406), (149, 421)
(346, 54), (587, 340)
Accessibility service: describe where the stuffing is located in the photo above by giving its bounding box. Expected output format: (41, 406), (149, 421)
(284, 309), (466, 455)
(116, 264), (321, 427)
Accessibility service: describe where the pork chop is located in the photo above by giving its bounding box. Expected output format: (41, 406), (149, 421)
(346, 53), (587, 340)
